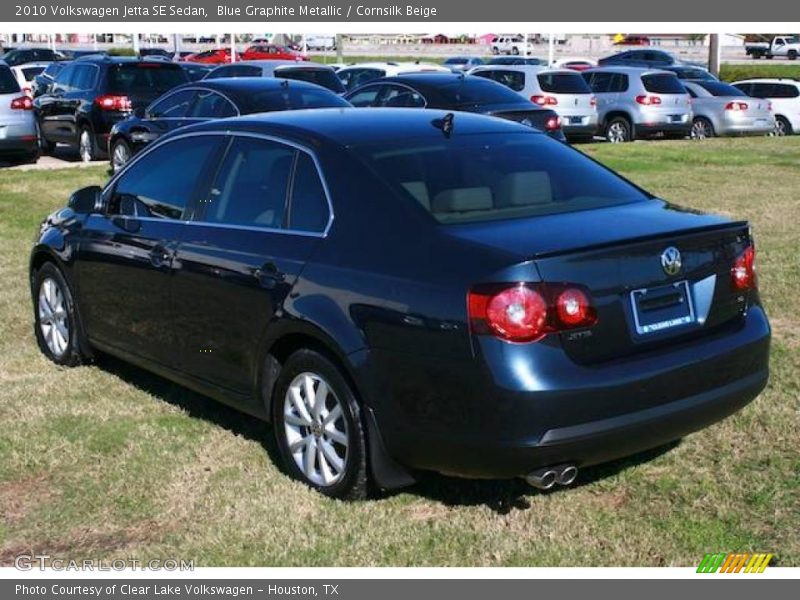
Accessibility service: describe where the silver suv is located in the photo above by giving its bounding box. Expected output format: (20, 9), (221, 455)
(470, 65), (598, 141)
(582, 67), (692, 142)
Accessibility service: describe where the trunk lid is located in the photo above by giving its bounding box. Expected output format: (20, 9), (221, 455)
(448, 200), (752, 363)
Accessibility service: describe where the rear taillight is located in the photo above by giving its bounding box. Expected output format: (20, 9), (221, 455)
(635, 95), (662, 105)
(731, 245), (757, 291)
(10, 96), (33, 110)
(468, 283), (597, 343)
(531, 95), (558, 106)
(589, 95), (597, 107)
(725, 101), (749, 111)
(545, 115), (562, 131)
(95, 95), (132, 111)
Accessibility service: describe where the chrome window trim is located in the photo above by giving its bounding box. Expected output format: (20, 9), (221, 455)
(103, 130), (334, 238)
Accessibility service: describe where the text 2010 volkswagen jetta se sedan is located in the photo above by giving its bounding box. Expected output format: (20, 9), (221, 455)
(30, 109), (770, 499)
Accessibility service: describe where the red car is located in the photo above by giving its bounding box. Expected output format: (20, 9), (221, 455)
(241, 44), (308, 62)
(182, 48), (232, 64)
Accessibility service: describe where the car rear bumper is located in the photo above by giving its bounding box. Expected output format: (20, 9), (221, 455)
(364, 305), (770, 479)
(562, 123), (598, 138)
(0, 132), (38, 155)
(717, 115), (775, 136)
(636, 121), (693, 136)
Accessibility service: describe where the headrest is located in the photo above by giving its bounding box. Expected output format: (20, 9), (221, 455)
(432, 187), (493, 213)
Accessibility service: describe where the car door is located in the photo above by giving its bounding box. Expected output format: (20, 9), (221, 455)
(76, 134), (225, 368)
(172, 134), (329, 394)
(140, 88), (198, 141)
(584, 72), (616, 119)
(36, 63), (75, 142)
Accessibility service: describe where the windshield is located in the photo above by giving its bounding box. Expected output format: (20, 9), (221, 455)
(353, 133), (649, 224)
(275, 68), (346, 93)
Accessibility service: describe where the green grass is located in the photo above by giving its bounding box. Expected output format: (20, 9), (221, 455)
(719, 63), (800, 82)
(1, 137), (798, 566)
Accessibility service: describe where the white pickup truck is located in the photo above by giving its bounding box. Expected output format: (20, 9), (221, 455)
(746, 36), (800, 60)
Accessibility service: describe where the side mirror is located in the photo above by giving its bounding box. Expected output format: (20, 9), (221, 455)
(68, 185), (102, 214)
(133, 106), (146, 119)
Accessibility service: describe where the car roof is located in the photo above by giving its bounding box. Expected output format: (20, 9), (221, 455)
(177, 76), (326, 95)
(732, 78), (799, 85)
(229, 59), (334, 70)
(584, 66), (675, 76)
(177, 107), (541, 147)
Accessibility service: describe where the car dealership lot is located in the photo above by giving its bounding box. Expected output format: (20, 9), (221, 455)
(0, 137), (797, 565)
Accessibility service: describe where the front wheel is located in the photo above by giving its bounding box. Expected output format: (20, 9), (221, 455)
(110, 138), (132, 173)
(605, 117), (632, 143)
(33, 262), (89, 367)
(691, 117), (715, 140)
(78, 126), (97, 162)
(273, 349), (369, 500)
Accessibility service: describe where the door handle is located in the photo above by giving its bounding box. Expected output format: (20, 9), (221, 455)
(253, 262), (285, 288)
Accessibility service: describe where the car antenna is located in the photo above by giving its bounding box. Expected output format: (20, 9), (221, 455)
(432, 113), (455, 137)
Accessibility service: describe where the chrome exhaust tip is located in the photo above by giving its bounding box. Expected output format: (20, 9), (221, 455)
(557, 465), (578, 486)
(524, 468), (558, 490)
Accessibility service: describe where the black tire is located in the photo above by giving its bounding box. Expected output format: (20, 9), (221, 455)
(110, 138), (132, 173)
(491, 46), (499, 55)
(32, 262), (89, 367)
(788, 50), (798, 60)
(272, 349), (369, 500)
(78, 125), (106, 162)
(774, 116), (793, 137)
(511, 46), (520, 55)
(605, 116), (633, 143)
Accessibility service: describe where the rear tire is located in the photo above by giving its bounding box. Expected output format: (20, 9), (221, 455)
(774, 116), (792, 137)
(273, 349), (369, 500)
(78, 126), (105, 162)
(110, 138), (132, 173)
(789, 50), (798, 60)
(605, 116), (633, 143)
(33, 262), (89, 367)
(691, 117), (715, 140)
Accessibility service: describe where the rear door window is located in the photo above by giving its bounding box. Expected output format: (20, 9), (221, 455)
(584, 71), (613, 93)
(188, 90), (238, 118)
(610, 73), (629, 92)
(473, 70), (526, 92)
(71, 65), (97, 91)
(380, 85), (426, 107)
(148, 89), (196, 118)
(203, 137), (295, 229)
(641, 74), (684, 94)
(347, 85), (383, 107)
(770, 84), (800, 98)
(288, 153), (330, 233)
(537, 72), (591, 94)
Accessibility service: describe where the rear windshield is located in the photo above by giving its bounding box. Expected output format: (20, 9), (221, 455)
(642, 74), (686, 94)
(537, 72), (591, 94)
(275, 68), (345, 94)
(0, 67), (21, 94)
(244, 87), (351, 112)
(472, 70), (525, 92)
(696, 81), (747, 97)
(434, 78), (529, 107)
(353, 133), (648, 224)
(106, 64), (189, 94)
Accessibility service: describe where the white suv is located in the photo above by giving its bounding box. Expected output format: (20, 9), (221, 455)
(491, 36), (526, 56)
(732, 79), (800, 136)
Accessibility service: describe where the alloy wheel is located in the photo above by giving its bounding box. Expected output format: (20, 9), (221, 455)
(691, 119), (710, 140)
(112, 142), (130, 172)
(38, 277), (69, 357)
(79, 130), (93, 162)
(283, 372), (349, 487)
(607, 121), (628, 143)
(774, 119), (787, 137)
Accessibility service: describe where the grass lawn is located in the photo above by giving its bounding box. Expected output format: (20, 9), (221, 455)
(0, 137), (798, 567)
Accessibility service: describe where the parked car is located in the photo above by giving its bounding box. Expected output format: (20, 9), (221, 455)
(614, 36), (651, 46)
(61, 49), (108, 60)
(35, 56), (190, 161)
(241, 44), (308, 62)
(9, 63), (49, 96)
(181, 48), (232, 64)
(552, 58), (597, 72)
(491, 36), (526, 55)
(179, 62), (214, 82)
(31, 62), (66, 98)
(1, 47), (60, 66)
(745, 35), (800, 60)
(30, 108), (770, 498)
(487, 57), (544, 66)
(732, 79), (800, 136)
(204, 60), (345, 94)
(344, 73), (565, 140)
(598, 49), (681, 68)
(443, 56), (486, 72)
(661, 65), (717, 82)
(683, 81), (775, 139)
(139, 48), (172, 59)
(582, 67), (692, 142)
(304, 35), (337, 51)
(470, 66), (598, 141)
(336, 62), (450, 91)
(0, 63), (39, 162)
(107, 78), (350, 171)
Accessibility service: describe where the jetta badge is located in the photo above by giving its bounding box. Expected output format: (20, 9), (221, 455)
(661, 246), (682, 276)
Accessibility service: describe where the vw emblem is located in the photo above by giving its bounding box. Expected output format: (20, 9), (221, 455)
(661, 246), (682, 276)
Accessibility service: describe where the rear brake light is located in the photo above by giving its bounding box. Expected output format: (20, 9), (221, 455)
(95, 95), (132, 111)
(531, 95), (558, 106)
(725, 101), (749, 111)
(468, 283), (597, 343)
(10, 96), (33, 110)
(635, 95), (661, 105)
(590, 95), (597, 107)
(731, 245), (757, 291)
(545, 115), (562, 131)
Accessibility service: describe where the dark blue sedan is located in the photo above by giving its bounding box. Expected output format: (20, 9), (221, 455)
(30, 109), (770, 499)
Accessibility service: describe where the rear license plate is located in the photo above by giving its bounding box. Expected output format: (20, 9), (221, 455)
(630, 280), (695, 335)
(567, 116), (583, 124)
